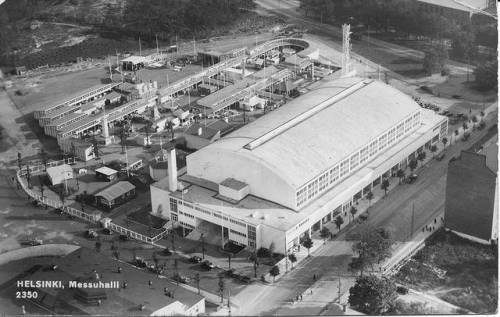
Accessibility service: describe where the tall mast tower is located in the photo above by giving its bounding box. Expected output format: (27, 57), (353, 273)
(341, 24), (352, 76)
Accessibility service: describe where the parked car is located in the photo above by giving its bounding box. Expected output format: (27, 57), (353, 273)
(190, 256), (202, 263)
(396, 286), (409, 295)
(408, 174), (418, 184)
(173, 273), (190, 284)
(120, 234), (131, 241)
(28, 238), (43, 246)
(102, 228), (112, 235)
(201, 260), (215, 270)
(86, 230), (98, 239)
(134, 257), (148, 268)
(162, 248), (172, 256)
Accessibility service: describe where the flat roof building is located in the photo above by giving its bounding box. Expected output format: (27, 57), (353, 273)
(151, 77), (448, 252)
(444, 136), (498, 244)
(46, 164), (73, 185)
(95, 166), (119, 182)
(184, 120), (233, 150)
(95, 181), (136, 209)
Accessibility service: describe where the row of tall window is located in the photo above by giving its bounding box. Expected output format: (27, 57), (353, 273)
(230, 229), (247, 238)
(169, 197), (248, 230)
(296, 111), (421, 208)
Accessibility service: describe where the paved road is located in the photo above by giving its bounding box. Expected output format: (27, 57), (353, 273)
(236, 241), (355, 316)
(341, 112), (497, 243)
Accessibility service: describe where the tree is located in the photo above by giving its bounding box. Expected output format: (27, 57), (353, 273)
(218, 274), (225, 303)
(366, 191), (374, 207)
(381, 179), (390, 197)
(144, 121), (152, 147)
(302, 234), (313, 257)
(95, 239), (102, 253)
(17, 152), (22, 170)
(471, 115), (478, 129)
(200, 234), (206, 259)
(350, 206), (358, 222)
(152, 252), (159, 269)
(91, 134), (100, 159)
(348, 255), (370, 276)
(474, 59), (497, 91)
(396, 169), (405, 184)
(269, 265), (280, 282)
(334, 215), (344, 231)
(119, 125), (129, 154)
(174, 259), (180, 286)
(451, 30), (475, 61)
(252, 254), (259, 278)
(454, 129), (459, 144)
(194, 273), (201, 294)
(430, 145), (437, 158)
(40, 148), (48, 170)
(26, 165), (31, 189)
(441, 137), (448, 149)
(422, 43), (448, 75)
(288, 253), (297, 269)
(417, 152), (426, 165)
(348, 275), (398, 315)
(269, 242), (275, 255)
(38, 175), (45, 202)
(320, 227), (331, 241)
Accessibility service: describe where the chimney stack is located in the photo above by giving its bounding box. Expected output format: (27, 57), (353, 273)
(167, 147), (178, 192)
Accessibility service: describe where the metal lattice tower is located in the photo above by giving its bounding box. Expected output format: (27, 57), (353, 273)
(341, 24), (351, 76)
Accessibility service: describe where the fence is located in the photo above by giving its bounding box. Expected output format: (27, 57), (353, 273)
(108, 222), (166, 243)
(16, 167), (165, 245)
(19, 157), (77, 176)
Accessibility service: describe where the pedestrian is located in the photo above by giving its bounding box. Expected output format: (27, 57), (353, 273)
(148, 280), (152, 288)
(313, 274), (316, 281)
(123, 281), (128, 289)
(434, 219), (437, 224)
(118, 266), (122, 273)
(310, 289), (313, 295)
(296, 295), (299, 301)
(300, 294), (303, 300)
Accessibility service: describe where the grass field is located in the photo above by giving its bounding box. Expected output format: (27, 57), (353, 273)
(9, 67), (108, 113)
(395, 229), (497, 313)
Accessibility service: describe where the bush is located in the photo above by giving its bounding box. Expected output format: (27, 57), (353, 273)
(474, 60), (497, 91)
(257, 247), (271, 258)
(396, 286), (409, 295)
(440, 67), (450, 76)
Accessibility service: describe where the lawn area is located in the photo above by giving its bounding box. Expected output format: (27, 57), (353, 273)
(394, 229), (497, 313)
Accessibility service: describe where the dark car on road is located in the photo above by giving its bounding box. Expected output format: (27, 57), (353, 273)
(201, 260), (215, 270)
(102, 228), (112, 235)
(119, 234), (131, 241)
(173, 273), (190, 284)
(190, 256), (202, 263)
(408, 174), (418, 184)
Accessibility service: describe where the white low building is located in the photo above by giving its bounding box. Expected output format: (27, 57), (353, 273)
(46, 164), (74, 185)
(150, 77), (448, 253)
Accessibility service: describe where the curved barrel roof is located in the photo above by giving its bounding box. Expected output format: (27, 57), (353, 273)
(187, 77), (421, 192)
